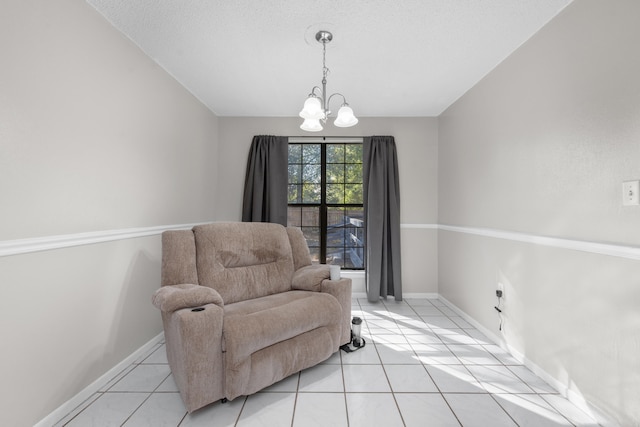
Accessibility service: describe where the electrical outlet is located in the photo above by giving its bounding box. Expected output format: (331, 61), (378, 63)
(496, 290), (503, 298)
(622, 180), (640, 206)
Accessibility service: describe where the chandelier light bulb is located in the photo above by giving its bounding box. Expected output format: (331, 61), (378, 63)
(299, 96), (324, 120)
(334, 104), (358, 128)
(300, 118), (323, 132)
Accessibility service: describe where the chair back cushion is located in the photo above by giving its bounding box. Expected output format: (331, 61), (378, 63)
(286, 227), (313, 270)
(162, 230), (199, 287)
(193, 223), (294, 304)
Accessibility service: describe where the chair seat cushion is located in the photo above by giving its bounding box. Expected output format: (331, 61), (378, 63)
(223, 291), (341, 364)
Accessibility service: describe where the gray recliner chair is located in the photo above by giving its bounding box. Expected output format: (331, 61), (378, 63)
(152, 222), (352, 412)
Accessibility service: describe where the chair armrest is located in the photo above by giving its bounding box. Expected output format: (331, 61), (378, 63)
(292, 265), (352, 346)
(152, 283), (224, 313)
(291, 264), (330, 292)
(321, 278), (352, 346)
(161, 302), (225, 411)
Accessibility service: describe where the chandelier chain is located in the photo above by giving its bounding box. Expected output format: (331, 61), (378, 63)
(322, 40), (329, 80)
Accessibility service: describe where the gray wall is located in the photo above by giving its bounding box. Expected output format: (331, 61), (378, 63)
(0, 1), (218, 425)
(438, 1), (640, 425)
(217, 117), (439, 295)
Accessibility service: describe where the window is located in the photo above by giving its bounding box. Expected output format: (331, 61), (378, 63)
(287, 140), (364, 269)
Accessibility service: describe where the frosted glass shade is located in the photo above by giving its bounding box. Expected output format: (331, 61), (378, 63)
(299, 96), (324, 119)
(334, 105), (358, 127)
(300, 118), (323, 132)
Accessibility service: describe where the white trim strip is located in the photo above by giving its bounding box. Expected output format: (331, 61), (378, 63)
(438, 224), (640, 261)
(3, 222), (638, 262)
(0, 222), (208, 257)
(400, 223), (438, 229)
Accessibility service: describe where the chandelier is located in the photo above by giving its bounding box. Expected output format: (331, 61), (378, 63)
(299, 31), (358, 132)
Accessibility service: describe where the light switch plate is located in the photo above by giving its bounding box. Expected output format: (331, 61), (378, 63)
(622, 180), (640, 206)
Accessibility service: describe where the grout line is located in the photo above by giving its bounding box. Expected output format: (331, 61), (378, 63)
(339, 311), (351, 427)
(488, 393), (526, 426)
(290, 372), (301, 427)
(438, 394), (464, 427)
(176, 411), (188, 426)
(119, 391), (154, 427)
(56, 394), (101, 427)
(232, 396), (248, 427)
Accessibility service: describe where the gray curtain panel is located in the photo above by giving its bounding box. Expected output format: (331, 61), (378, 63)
(241, 135), (288, 225)
(363, 136), (403, 302)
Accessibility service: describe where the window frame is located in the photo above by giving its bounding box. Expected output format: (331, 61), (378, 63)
(287, 137), (365, 270)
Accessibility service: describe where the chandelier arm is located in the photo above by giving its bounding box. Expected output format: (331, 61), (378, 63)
(308, 86), (323, 99)
(327, 93), (348, 108)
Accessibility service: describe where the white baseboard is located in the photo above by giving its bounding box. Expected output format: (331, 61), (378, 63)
(351, 292), (439, 300)
(35, 332), (165, 427)
(403, 292), (439, 299)
(437, 296), (618, 427)
(437, 296), (505, 347)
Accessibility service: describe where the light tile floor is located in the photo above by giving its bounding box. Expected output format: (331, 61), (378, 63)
(54, 298), (603, 426)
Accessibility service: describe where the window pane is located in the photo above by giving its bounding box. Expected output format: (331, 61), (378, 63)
(327, 230), (345, 248)
(308, 246), (321, 264)
(344, 248), (364, 269)
(346, 210), (365, 248)
(301, 206), (320, 226)
(302, 164), (321, 183)
(288, 164), (301, 184)
(301, 227), (320, 248)
(302, 144), (321, 164)
(345, 184), (363, 204)
(326, 184), (344, 204)
(302, 183), (321, 203)
(287, 206), (301, 226)
(288, 184), (301, 203)
(326, 249), (344, 265)
(330, 205), (365, 269)
(327, 207), (345, 265)
(327, 207), (346, 227)
(326, 163), (344, 184)
(346, 208), (365, 229)
(345, 164), (361, 183)
(327, 144), (344, 163)
(288, 144), (302, 163)
(345, 144), (362, 163)
(345, 225), (363, 248)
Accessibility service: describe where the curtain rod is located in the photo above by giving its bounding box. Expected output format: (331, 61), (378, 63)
(288, 136), (364, 143)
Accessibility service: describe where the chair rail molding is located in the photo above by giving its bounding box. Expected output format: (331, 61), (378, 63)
(438, 224), (640, 261)
(3, 222), (638, 261)
(0, 222), (209, 257)
(400, 223), (439, 229)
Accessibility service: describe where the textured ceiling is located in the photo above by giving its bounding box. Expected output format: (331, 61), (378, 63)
(86, 0), (572, 117)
